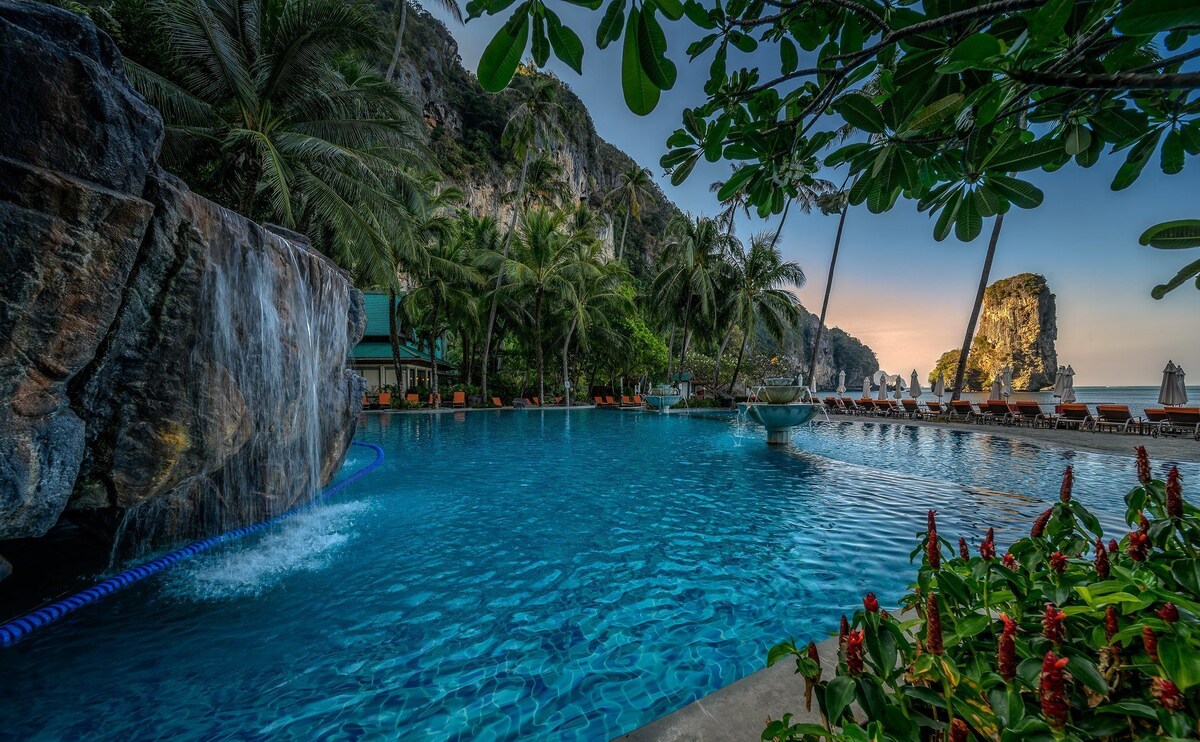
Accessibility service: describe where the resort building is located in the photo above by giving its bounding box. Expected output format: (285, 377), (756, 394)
(351, 292), (454, 392)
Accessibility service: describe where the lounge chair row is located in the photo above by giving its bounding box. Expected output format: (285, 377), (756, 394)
(594, 394), (644, 408)
(362, 392), (570, 410)
(820, 397), (1200, 439)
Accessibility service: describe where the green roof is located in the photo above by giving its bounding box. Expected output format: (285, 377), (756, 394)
(362, 292), (398, 338)
(352, 342), (455, 368)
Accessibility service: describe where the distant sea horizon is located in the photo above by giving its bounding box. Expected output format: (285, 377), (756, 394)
(815, 385), (1199, 417)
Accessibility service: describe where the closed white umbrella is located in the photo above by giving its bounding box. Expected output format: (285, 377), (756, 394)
(836, 371), (846, 396)
(877, 371), (888, 401)
(893, 375), (905, 399)
(910, 370), (922, 399)
(1062, 386), (1077, 403)
(1175, 365), (1189, 406)
(1001, 365), (1014, 398)
(933, 371), (945, 400)
(862, 377), (871, 398)
(990, 377), (1003, 401)
(1159, 361), (1182, 406)
(1052, 366), (1067, 398)
(810, 377), (817, 394)
(1061, 365), (1076, 403)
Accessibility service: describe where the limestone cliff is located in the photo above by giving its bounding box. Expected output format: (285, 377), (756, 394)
(0, 1), (364, 575)
(388, 4), (681, 278)
(756, 306), (880, 390)
(931, 273), (1057, 391)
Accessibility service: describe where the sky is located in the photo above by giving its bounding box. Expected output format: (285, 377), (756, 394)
(419, 2), (1200, 386)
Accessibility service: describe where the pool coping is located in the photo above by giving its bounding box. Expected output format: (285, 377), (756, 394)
(616, 636), (841, 741)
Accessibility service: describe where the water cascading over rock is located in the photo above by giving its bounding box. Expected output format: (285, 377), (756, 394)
(0, 0), (365, 576)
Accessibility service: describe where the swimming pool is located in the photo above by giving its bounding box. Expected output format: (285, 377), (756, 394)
(3, 410), (1195, 739)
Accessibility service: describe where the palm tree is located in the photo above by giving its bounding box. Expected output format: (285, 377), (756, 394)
(651, 217), (731, 381)
(454, 213), (503, 384)
(127, 0), (426, 268)
(607, 165), (654, 260)
(385, 0), (463, 82)
(725, 234), (806, 393)
(496, 209), (577, 404)
(400, 229), (482, 408)
(506, 153), (570, 209)
(556, 241), (631, 406)
(481, 76), (564, 401)
(803, 183), (851, 390)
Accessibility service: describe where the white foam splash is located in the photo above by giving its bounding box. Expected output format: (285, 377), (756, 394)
(166, 501), (370, 600)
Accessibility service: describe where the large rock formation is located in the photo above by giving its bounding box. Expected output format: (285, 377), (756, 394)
(755, 305), (880, 390)
(0, 1), (364, 571)
(930, 273), (1057, 391)
(390, 5), (681, 278)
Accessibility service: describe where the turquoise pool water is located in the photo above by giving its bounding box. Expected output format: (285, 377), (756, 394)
(2, 410), (1196, 739)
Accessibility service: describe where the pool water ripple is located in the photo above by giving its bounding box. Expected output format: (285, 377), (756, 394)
(2, 410), (1197, 740)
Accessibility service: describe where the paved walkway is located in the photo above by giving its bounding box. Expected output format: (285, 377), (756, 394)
(618, 637), (841, 741)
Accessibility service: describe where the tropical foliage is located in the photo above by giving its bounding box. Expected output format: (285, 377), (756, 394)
(767, 448), (1200, 741)
(469, 0), (1200, 295)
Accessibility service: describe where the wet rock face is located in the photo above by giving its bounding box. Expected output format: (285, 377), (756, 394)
(976, 273), (1059, 391)
(0, 1), (364, 565)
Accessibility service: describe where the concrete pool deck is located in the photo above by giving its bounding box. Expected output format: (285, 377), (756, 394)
(618, 636), (841, 741)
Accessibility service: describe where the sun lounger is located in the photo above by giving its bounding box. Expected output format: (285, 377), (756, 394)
(1144, 408), (1169, 436)
(984, 400), (1014, 424)
(824, 397), (844, 414)
(948, 400), (975, 421)
(621, 395), (634, 407)
(491, 396), (503, 407)
(406, 393), (420, 406)
(920, 401), (945, 419)
(1053, 403), (1095, 430)
(870, 399), (892, 417)
(901, 399), (921, 418)
(843, 398), (867, 415)
(1164, 407), (1200, 440)
(377, 392), (392, 408)
(604, 395), (615, 407)
(362, 395), (371, 409)
(632, 395), (644, 406)
(1093, 404), (1139, 434)
(1012, 401), (1048, 427)
(449, 391), (465, 408)
(553, 396), (563, 405)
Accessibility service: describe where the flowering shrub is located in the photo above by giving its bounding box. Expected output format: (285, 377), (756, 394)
(765, 447), (1200, 741)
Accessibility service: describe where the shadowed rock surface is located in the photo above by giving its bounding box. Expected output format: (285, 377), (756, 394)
(0, 0), (364, 579)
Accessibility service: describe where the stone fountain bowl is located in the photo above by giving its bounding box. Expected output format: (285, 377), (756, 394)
(759, 378), (803, 404)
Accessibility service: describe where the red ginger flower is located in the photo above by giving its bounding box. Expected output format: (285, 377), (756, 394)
(845, 629), (865, 675)
(1105, 605), (1120, 644)
(1128, 531), (1150, 562)
(998, 613), (1018, 682)
(1031, 508), (1052, 538)
(949, 718), (969, 742)
(863, 592), (879, 613)
(1152, 678), (1185, 712)
(979, 528), (996, 561)
(1157, 603), (1179, 623)
(926, 510), (940, 570)
(1136, 445), (1152, 485)
(1003, 552), (1017, 570)
(1139, 511), (1150, 533)
(927, 509), (938, 536)
(926, 593), (944, 655)
(1039, 651), (1070, 730)
(1143, 626), (1159, 662)
(1166, 466), (1183, 519)
(839, 615), (849, 649)
(1050, 552), (1068, 574)
(1060, 466), (1074, 502)
(803, 641), (820, 711)
(1094, 539), (1110, 579)
(1043, 603), (1066, 643)
(958, 537), (969, 560)
(1108, 538), (1119, 554)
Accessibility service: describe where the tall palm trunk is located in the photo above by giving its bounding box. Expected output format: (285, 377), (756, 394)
(728, 330), (750, 394)
(951, 214), (1005, 400)
(481, 149), (530, 401)
(428, 305), (441, 408)
(562, 318), (575, 407)
(677, 297), (694, 373)
(665, 324), (676, 384)
(713, 325), (735, 390)
(388, 285), (405, 391)
(617, 210), (630, 260)
(805, 202), (849, 389)
(534, 289), (545, 403)
(385, 1), (408, 82)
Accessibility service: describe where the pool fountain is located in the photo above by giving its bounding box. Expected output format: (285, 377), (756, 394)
(644, 385), (684, 412)
(739, 376), (821, 444)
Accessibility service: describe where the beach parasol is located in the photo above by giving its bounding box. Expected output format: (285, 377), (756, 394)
(1052, 366), (1067, 398)
(933, 371), (945, 400)
(837, 371), (846, 396)
(1160, 361), (1188, 406)
(1001, 365), (1014, 398)
(1175, 365), (1189, 406)
(990, 377), (1003, 401)
(1062, 386), (1076, 403)
(1061, 366), (1076, 403)
(910, 370), (922, 399)
(877, 371), (888, 401)
(862, 377), (871, 398)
